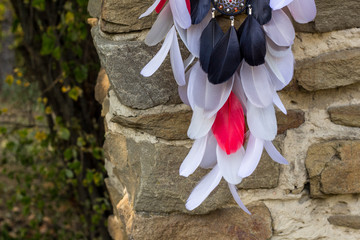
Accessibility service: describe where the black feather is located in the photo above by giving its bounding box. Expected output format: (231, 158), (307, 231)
(190, 0), (211, 25)
(248, 0), (272, 25)
(238, 15), (266, 66)
(200, 19), (224, 73)
(208, 26), (242, 85)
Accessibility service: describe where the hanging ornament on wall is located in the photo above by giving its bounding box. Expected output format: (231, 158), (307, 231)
(139, 0), (316, 214)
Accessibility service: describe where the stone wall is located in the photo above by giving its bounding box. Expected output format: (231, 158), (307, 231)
(88, 0), (360, 239)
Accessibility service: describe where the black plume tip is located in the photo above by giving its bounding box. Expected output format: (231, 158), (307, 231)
(208, 26), (242, 85)
(190, 0), (211, 25)
(199, 19), (224, 73)
(238, 15), (266, 66)
(248, 0), (272, 25)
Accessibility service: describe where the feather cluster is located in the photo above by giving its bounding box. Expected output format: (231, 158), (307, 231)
(139, 0), (316, 214)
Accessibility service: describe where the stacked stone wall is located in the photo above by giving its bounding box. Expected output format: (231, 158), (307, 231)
(88, 0), (360, 239)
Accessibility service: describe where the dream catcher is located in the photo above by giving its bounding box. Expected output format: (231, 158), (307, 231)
(140, 0), (316, 214)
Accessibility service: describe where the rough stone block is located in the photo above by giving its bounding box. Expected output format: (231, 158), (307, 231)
(295, 49), (360, 91)
(111, 110), (192, 140)
(294, 0), (360, 33)
(92, 27), (181, 109)
(101, 0), (155, 33)
(328, 215), (360, 230)
(305, 140), (360, 198)
(276, 109), (305, 134)
(104, 132), (232, 214)
(328, 105), (360, 128)
(87, 0), (102, 18)
(118, 193), (273, 240)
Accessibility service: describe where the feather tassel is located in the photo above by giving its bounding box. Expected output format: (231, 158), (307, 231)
(199, 18), (224, 73)
(190, 0), (211, 24)
(238, 15), (266, 66)
(208, 26), (242, 84)
(212, 92), (246, 155)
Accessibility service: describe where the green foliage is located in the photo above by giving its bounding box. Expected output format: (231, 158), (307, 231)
(0, 0), (110, 238)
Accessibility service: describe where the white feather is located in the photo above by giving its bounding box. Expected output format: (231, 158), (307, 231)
(185, 165), (222, 211)
(233, 68), (248, 114)
(241, 62), (275, 108)
(238, 134), (264, 178)
(180, 134), (208, 177)
(170, 31), (186, 86)
(145, 4), (173, 46)
(169, 0), (191, 29)
(200, 131), (218, 169)
(188, 62), (233, 118)
(270, 0), (294, 10)
(247, 102), (277, 141)
(187, 106), (216, 140)
(288, 0), (316, 24)
(141, 26), (175, 77)
(216, 146), (244, 185)
(228, 183), (251, 215)
(263, 9), (295, 47)
(264, 141), (289, 165)
(139, 0), (161, 19)
(273, 92), (287, 114)
(186, 11), (212, 57)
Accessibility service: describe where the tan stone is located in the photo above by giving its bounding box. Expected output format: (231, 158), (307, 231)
(105, 178), (123, 217)
(95, 68), (110, 104)
(305, 140), (360, 197)
(108, 215), (127, 240)
(119, 198), (273, 240)
(328, 215), (360, 230)
(328, 105), (360, 128)
(276, 110), (305, 134)
(87, 18), (98, 27)
(295, 49), (360, 91)
(111, 110), (192, 140)
(100, 0), (155, 33)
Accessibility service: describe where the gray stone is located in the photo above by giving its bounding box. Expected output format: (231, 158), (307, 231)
(293, 0), (360, 33)
(328, 215), (360, 229)
(305, 140), (360, 198)
(101, 0), (155, 33)
(92, 26), (181, 109)
(328, 105), (360, 128)
(295, 49), (360, 91)
(111, 110), (192, 140)
(87, 0), (102, 18)
(104, 132), (233, 214)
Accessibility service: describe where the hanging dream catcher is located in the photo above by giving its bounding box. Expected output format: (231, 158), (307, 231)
(139, 0), (316, 214)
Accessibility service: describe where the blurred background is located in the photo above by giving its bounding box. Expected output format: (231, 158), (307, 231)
(0, 0), (110, 239)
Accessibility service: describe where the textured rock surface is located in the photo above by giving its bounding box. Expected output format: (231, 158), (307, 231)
(111, 110), (192, 140)
(100, 0), (155, 33)
(328, 105), (360, 128)
(294, 0), (360, 33)
(328, 215), (360, 229)
(95, 68), (110, 104)
(305, 141), (360, 197)
(104, 132), (233, 214)
(295, 49), (360, 91)
(119, 197), (273, 240)
(92, 27), (181, 109)
(89, 0), (360, 239)
(276, 109), (305, 134)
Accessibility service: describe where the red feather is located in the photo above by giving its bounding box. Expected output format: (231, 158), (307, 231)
(212, 92), (246, 155)
(186, 0), (191, 14)
(155, 0), (167, 13)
